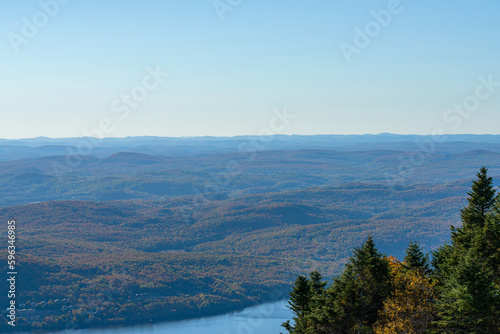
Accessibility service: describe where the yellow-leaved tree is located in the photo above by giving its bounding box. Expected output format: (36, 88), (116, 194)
(374, 255), (437, 334)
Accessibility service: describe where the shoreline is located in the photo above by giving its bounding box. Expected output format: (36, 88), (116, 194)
(9, 298), (290, 334)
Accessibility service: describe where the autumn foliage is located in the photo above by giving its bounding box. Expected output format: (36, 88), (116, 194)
(284, 167), (500, 334)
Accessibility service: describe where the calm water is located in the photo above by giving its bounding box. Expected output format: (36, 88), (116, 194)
(46, 300), (291, 334)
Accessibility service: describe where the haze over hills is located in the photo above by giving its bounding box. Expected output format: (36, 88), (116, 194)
(2, 134), (500, 161)
(1, 134), (500, 331)
(1, 135), (500, 207)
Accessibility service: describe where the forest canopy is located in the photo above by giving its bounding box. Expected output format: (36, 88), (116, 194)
(283, 167), (500, 334)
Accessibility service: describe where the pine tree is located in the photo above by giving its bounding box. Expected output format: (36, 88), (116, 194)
(350, 236), (392, 332)
(473, 196), (500, 282)
(282, 275), (311, 333)
(435, 251), (499, 333)
(461, 167), (496, 222)
(452, 167), (496, 249)
(310, 237), (392, 333)
(309, 271), (327, 296)
(431, 243), (454, 282)
(307, 270), (327, 315)
(281, 167), (500, 334)
(282, 271), (328, 334)
(403, 241), (430, 274)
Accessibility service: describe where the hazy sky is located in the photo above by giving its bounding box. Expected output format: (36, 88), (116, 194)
(1, 0), (499, 139)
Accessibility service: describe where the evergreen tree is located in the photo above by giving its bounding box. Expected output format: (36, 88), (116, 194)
(462, 167), (497, 222)
(430, 243), (458, 292)
(435, 251), (499, 333)
(282, 167), (500, 334)
(473, 196), (500, 282)
(307, 270), (327, 314)
(309, 270), (327, 296)
(431, 243), (453, 275)
(283, 271), (327, 333)
(310, 237), (392, 333)
(283, 275), (311, 333)
(403, 240), (430, 274)
(452, 167), (496, 249)
(434, 167), (500, 332)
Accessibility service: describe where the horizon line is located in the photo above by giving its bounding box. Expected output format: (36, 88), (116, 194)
(2, 132), (500, 141)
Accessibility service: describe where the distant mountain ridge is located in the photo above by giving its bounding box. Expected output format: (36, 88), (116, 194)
(1, 134), (500, 161)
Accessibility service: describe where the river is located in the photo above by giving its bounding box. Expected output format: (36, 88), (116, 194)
(44, 300), (292, 334)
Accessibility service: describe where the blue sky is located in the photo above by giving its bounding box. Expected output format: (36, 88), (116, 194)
(1, 0), (499, 139)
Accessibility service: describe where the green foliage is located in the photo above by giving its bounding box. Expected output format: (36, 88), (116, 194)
(282, 271), (327, 334)
(435, 251), (499, 333)
(461, 166), (496, 223)
(430, 243), (455, 285)
(475, 198), (500, 280)
(283, 167), (500, 334)
(283, 237), (392, 334)
(404, 240), (430, 274)
(309, 271), (327, 297)
(452, 166), (496, 249)
(432, 168), (500, 332)
(325, 237), (392, 333)
(283, 275), (311, 333)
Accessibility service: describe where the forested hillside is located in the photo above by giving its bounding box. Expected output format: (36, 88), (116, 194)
(0, 180), (471, 331)
(283, 168), (500, 333)
(1, 136), (500, 331)
(1, 137), (500, 207)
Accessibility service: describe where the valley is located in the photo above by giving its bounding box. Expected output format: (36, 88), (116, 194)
(1, 135), (499, 331)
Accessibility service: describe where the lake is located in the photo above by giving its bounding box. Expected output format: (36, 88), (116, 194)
(44, 300), (292, 334)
